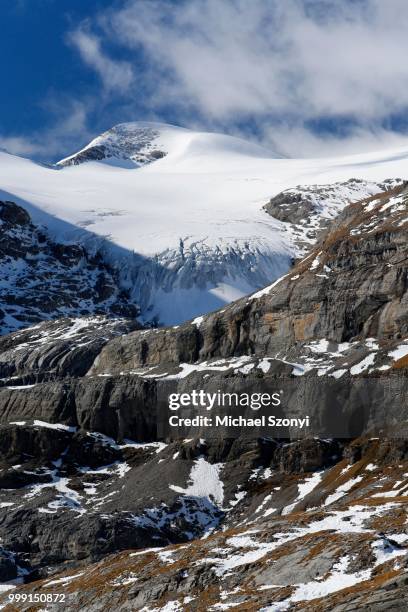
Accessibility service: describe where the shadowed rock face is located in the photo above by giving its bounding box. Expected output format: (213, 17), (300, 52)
(0, 183), (408, 609)
(0, 316), (139, 382)
(0, 201), (139, 334)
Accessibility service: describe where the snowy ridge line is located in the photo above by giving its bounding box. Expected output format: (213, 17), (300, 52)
(99, 335), (408, 381)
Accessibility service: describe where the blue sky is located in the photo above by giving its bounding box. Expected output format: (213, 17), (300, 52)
(0, 0), (148, 159)
(2, 0), (408, 161)
(0, 1), (104, 128)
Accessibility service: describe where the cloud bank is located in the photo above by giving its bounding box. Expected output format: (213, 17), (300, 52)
(104, 0), (408, 121)
(68, 27), (133, 94)
(65, 0), (408, 156)
(4, 0), (408, 159)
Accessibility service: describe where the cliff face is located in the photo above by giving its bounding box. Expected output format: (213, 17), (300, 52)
(0, 183), (408, 609)
(1, 183), (408, 443)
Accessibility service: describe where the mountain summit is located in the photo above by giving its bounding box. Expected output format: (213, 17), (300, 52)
(57, 122), (175, 167)
(57, 121), (280, 168)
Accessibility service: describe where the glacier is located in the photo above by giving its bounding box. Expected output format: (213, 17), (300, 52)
(1, 121), (408, 325)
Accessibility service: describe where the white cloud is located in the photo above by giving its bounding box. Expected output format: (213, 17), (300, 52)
(0, 136), (40, 157)
(68, 27), (133, 94)
(261, 123), (408, 158)
(101, 0), (408, 123)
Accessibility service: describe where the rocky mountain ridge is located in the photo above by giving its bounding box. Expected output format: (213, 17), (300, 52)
(0, 181), (408, 609)
(264, 177), (403, 251)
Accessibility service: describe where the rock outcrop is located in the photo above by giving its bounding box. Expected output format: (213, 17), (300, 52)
(57, 123), (168, 167)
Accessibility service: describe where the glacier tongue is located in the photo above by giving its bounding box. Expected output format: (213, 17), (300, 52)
(117, 237), (292, 325)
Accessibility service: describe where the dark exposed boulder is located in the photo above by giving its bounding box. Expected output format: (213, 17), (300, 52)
(0, 550), (18, 582)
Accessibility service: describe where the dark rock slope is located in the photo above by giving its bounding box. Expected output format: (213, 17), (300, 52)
(0, 201), (138, 334)
(0, 316), (139, 382)
(1, 435), (408, 611)
(0, 182), (408, 610)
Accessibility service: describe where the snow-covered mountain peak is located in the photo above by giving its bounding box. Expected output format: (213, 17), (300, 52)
(57, 122), (172, 167)
(56, 121), (281, 168)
